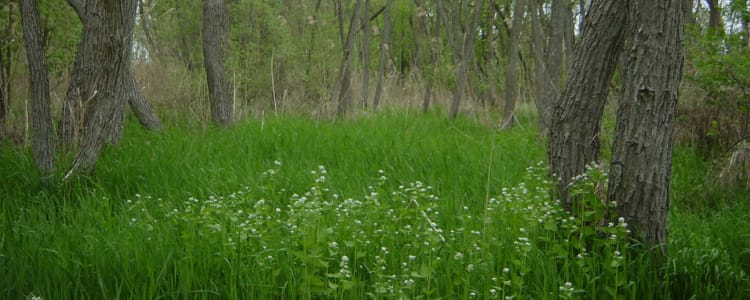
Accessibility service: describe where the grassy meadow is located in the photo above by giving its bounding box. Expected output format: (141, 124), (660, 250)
(1, 111), (749, 299)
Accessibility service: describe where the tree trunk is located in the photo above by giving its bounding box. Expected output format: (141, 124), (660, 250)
(535, 0), (566, 133)
(203, 0), (233, 125)
(64, 0), (138, 179)
(333, 0), (364, 117)
(372, 0), (391, 110)
(21, 0), (55, 182)
(0, 43), (6, 130)
(608, 0), (684, 254)
(549, 0), (628, 209)
(126, 72), (162, 131)
(529, 0), (549, 134)
(500, 0), (525, 128)
(360, 0), (371, 109)
(706, 0), (723, 35)
(60, 0), (161, 147)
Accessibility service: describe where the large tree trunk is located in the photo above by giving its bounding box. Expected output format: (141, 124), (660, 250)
(60, 0), (161, 147)
(203, 0), (233, 125)
(21, 0), (55, 182)
(500, 0), (526, 128)
(372, 0), (391, 110)
(549, 0), (628, 209)
(333, 0), (363, 117)
(608, 0), (684, 254)
(64, 0), (137, 180)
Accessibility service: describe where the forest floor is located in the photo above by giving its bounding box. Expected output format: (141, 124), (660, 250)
(1, 111), (748, 299)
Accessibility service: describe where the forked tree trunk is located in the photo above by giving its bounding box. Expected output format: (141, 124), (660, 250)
(203, 0), (233, 125)
(372, 0), (391, 109)
(548, 0), (628, 209)
(60, 0), (162, 147)
(608, 0), (684, 254)
(64, 0), (138, 179)
(21, 0), (55, 182)
(500, 0), (525, 128)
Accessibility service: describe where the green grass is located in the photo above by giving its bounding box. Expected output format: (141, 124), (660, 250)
(1, 111), (748, 299)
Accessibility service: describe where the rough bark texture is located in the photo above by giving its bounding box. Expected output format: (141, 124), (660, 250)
(334, 0), (363, 117)
(21, 0), (55, 181)
(549, 0), (627, 209)
(372, 0), (391, 110)
(203, 0), (233, 125)
(609, 0), (684, 254)
(61, 0), (161, 147)
(500, 0), (526, 128)
(65, 0), (137, 179)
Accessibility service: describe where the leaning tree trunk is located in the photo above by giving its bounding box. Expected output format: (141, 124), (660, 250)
(608, 0), (684, 254)
(203, 0), (233, 126)
(500, 0), (526, 128)
(64, 0), (137, 180)
(126, 72), (162, 131)
(21, 0), (55, 183)
(548, 0), (628, 209)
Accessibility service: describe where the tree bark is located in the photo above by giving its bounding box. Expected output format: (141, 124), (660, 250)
(333, 0), (363, 117)
(64, 0), (137, 179)
(549, 0), (628, 209)
(202, 0), (233, 125)
(60, 0), (161, 147)
(372, 0), (391, 110)
(500, 0), (526, 128)
(608, 0), (684, 254)
(21, 0), (55, 182)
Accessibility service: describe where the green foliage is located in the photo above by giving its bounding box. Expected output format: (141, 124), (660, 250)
(1, 113), (749, 299)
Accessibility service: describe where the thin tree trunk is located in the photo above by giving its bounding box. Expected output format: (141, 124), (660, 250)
(334, 0), (364, 117)
(549, 0), (628, 209)
(65, 0), (138, 179)
(706, 0), (723, 35)
(608, 0), (685, 254)
(500, 0), (525, 128)
(3, 4), (13, 111)
(0, 44), (6, 130)
(203, 0), (233, 125)
(361, 0), (371, 109)
(138, 0), (161, 59)
(536, 0), (566, 133)
(372, 0), (391, 109)
(529, 0), (548, 134)
(21, 0), (55, 182)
